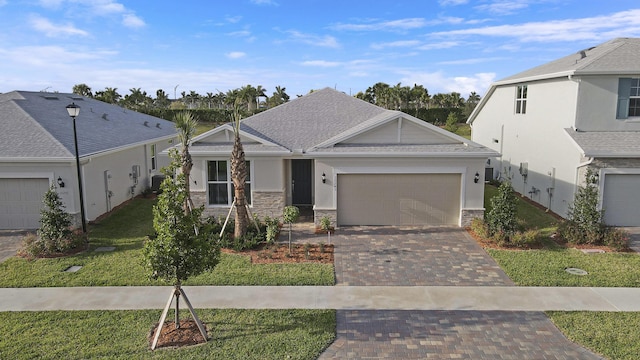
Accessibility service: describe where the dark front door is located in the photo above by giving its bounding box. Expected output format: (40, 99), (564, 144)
(291, 159), (312, 205)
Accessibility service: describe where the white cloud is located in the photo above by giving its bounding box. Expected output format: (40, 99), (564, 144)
(122, 13), (145, 28)
(332, 18), (428, 31)
(439, 0), (469, 5)
(284, 30), (340, 48)
(225, 15), (242, 23)
(226, 51), (246, 59)
(250, 0), (278, 5)
(431, 9), (640, 42)
(475, 0), (530, 15)
(417, 41), (461, 50)
(400, 71), (496, 95)
(0, 45), (115, 67)
(438, 57), (505, 65)
(371, 40), (421, 50)
(29, 15), (89, 37)
(0, 0), (7, 6)
(300, 60), (341, 67)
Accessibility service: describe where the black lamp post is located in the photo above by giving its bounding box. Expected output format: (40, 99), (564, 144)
(66, 103), (87, 233)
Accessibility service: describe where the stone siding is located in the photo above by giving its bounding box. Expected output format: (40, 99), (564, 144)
(314, 209), (337, 228)
(461, 209), (484, 227)
(191, 190), (285, 220)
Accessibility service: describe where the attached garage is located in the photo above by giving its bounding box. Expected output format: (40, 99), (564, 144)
(602, 174), (640, 226)
(0, 178), (50, 230)
(337, 173), (461, 226)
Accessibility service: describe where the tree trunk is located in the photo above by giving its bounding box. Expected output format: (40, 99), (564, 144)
(181, 147), (194, 213)
(231, 134), (249, 239)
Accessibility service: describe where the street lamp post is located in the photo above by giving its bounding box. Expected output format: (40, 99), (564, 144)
(66, 103), (87, 233)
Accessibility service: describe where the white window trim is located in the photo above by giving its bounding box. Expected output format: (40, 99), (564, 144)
(206, 159), (252, 207)
(515, 85), (527, 114)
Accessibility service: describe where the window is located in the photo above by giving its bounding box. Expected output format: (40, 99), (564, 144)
(207, 160), (251, 205)
(515, 85), (527, 114)
(616, 78), (640, 119)
(150, 144), (156, 170)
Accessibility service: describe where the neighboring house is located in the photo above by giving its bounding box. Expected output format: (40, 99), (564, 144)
(0, 91), (177, 230)
(182, 88), (497, 227)
(468, 37), (640, 226)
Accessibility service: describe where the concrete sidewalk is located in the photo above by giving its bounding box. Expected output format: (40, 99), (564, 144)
(2, 285), (640, 312)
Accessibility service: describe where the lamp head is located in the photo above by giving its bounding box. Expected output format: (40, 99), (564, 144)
(66, 103), (80, 118)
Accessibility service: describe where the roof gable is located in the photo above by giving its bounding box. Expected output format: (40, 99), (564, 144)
(339, 115), (460, 146)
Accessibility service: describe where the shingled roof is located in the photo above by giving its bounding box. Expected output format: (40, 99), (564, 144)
(566, 129), (640, 158)
(498, 37), (640, 84)
(0, 91), (177, 160)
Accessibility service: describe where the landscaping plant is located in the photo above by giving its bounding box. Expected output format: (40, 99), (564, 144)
(20, 185), (84, 257)
(142, 150), (220, 349)
(283, 205), (300, 251)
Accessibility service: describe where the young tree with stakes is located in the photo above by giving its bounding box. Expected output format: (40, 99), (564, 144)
(143, 113), (220, 350)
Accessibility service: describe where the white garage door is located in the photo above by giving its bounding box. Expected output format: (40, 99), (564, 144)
(603, 174), (640, 226)
(0, 178), (50, 230)
(337, 174), (461, 226)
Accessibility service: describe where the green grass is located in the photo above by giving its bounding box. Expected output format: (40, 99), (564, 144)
(0, 309), (335, 360)
(487, 248), (640, 287)
(483, 184), (640, 287)
(0, 198), (334, 287)
(484, 184), (559, 237)
(195, 122), (219, 135)
(548, 311), (640, 360)
(454, 123), (471, 139)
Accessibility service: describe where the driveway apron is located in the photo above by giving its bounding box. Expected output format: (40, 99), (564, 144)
(319, 226), (604, 360)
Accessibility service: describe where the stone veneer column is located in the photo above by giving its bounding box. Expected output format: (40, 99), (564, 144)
(314, 209), (337, 228)
(461, 209), (484, 227)
(191, 190), (285, 220)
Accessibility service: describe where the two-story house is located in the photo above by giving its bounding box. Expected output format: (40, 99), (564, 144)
(469, 37), (640, 226)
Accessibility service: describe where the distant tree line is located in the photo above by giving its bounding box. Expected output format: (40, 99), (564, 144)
(72, 82), (481, 125)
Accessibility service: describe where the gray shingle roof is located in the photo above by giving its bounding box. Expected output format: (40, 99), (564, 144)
(499, 38), (640, 83)
(565, 129), (640, 157)
(240, 88), (390, 150)
(0, 91), (177, 159)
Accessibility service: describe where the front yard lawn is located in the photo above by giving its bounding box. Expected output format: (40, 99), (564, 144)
(0, 198), (334, 287)
(0, 309), (335, 360)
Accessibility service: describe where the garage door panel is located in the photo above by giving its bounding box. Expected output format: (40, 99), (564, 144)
(338, 174), (461, 226)
(603, 174), (640, 226)
(0, 178), (49, 229)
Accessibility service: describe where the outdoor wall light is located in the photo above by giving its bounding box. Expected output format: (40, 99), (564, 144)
(57, 176), (65, 188)
(474, 172), (480, 183)
(322, 173), (326, 183)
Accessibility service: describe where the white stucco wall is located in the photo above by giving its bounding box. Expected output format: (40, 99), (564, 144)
(471, 78), (583, 217)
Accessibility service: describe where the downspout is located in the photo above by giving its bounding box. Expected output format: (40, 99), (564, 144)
(574, 157), (594, 195)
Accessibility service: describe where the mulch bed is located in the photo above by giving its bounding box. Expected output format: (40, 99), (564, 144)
(223, 243), (334, 264)
(149, 320), (207, 349)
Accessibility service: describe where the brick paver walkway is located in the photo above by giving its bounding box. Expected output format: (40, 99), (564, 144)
(319, 226), (604, 359)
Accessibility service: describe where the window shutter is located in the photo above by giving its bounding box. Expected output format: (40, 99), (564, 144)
(617, 78), (631, 119)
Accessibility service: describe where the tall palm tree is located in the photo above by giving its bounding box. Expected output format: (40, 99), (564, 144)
(174, 111), (198, 212)
(72, 83), (93, 98)
(255, 85), (267, 109)
(95, 87), (121, 104)
(155, 89), (170, 108)
(230, 99), (249, 239)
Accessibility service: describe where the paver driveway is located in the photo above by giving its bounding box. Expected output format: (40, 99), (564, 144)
(319, 226), (604, 360)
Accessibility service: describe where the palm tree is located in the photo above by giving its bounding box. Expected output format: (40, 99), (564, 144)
(269, 86), (289, 107)
(72, 83), (93, 98)
(174, 111), (198, 212)
(155, 89), (171, 108)
(255, 85), (267, 109)
(94, 87), (121, 104)
(230, 99), (249, 239)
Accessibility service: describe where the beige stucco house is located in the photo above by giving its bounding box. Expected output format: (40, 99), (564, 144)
(469, 37), (640, 226)
(0, 91), (177, 229)
(183, 88), (497, 227)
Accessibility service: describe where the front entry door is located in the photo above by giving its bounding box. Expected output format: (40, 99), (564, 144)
(291, 159), (312, 205)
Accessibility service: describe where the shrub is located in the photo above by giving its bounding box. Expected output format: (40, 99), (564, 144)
(319, 216), (332, 231)
(510, 229), (542, 248)
(470, 218), (490, 239)
(444, 112), (459, 133)
(603, 227), (630, 251)
(485, 181), (518, 237)
(562, 168), (607, 245)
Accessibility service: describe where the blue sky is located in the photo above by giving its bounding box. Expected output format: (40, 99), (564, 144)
(1, 0), (640, 98)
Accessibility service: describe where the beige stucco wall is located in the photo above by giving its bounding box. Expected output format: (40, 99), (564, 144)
(576, 75), (640, 131)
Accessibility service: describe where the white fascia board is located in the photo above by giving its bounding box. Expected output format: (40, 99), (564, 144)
(467, 86), (496, 125)
(492, 70), (574, 86)
(586, 152), (640, 158)
(84, 133), (178, 158)
(190, 150), (291, 157)
(308, 151), (499, 158)
(0, 157), (75, 163)
(562, 129), (588, 157)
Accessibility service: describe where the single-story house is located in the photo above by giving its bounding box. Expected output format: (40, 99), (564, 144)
(182, 88), (498, 227)
(0, 91), (177, 229)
